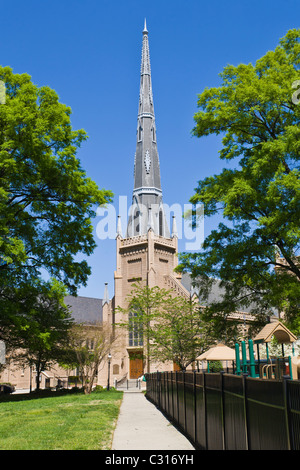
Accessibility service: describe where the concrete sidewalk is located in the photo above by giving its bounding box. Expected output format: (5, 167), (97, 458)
(111, 390), (195, 450)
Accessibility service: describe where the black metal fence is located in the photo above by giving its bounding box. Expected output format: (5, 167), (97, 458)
(145, 371), (300, 450)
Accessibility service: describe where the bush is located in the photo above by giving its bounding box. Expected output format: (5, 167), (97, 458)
(209, 361), (223, 372)
(92, 385), (117, 393)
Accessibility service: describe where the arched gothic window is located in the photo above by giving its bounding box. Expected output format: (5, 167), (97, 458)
(128, 310), (143, 347)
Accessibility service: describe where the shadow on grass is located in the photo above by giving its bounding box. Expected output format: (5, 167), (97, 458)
(0, 387), (122, 403)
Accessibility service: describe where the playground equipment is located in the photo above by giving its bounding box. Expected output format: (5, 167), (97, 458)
(235, 339), (259, 378)
(235, 321), (298, 380)
(197, 343), (236, 372)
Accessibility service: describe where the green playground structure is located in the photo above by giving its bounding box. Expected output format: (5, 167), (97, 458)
(235, 338), (293, 379)
(196, 321), (299, 380)
(234, 321), (299, 379)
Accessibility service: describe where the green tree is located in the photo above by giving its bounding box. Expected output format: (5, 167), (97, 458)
(118, 283), (208, 371)
(117, 283), (169, 373)
(6, 279), (73, 390)
(0, 66), (112, 337)
(178, 29), (300, 335)
(150, 294), (208, 370)
(62, 322), (120, 394)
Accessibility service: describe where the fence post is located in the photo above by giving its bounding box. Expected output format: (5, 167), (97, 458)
(242, 374), (250, 450)
(157, 371), (160, 408)
(220, 371), (226, 450)
(203, 372), (208, 450)
(165, 372), (167, 411)
(183, 371), (187, 433)
(194, 370), (197, 445)
(170, 372), (174, 420)
(282, 376), (292, 450)
(176, 371), (179, 424)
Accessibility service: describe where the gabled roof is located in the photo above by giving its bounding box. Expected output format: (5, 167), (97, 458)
(64, 295), (103, 325)
(253, 321), (297, 344)
(197, 343), (236, 361)
(181, 273), (278, 315)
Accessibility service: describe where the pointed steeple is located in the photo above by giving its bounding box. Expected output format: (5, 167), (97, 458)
(171, 216), (178, 238)
(127, 22), (169, 238)
(143, 18), (148, 34)
(147, 207), (154, 232)
(102, 283), (109, 306)
(116, 215), (123, 238)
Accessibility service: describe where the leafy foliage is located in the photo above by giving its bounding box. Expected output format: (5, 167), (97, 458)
(118, 283), (209, 370)
(0, 66), (112, 346)
(178, 29), (300, 335)
(62, 322), (120, 394)
(5, 279), (72, 389)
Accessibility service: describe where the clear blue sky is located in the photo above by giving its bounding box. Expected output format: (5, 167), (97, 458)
(1, 0), (299, 299)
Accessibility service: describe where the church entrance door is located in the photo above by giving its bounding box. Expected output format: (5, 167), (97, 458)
(129, 351), (144, 379)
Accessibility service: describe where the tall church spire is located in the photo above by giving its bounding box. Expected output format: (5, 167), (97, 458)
(127, 22), (169, 237)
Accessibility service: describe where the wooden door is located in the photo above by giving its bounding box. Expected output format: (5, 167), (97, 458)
(129, 352), (144, 379)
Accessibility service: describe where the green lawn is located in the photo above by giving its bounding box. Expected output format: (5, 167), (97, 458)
(0, 389), (123, 450)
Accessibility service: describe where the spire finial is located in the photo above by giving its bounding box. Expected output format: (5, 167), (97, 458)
(147, 207), (154, 232)
(116, 215), (123, 238)
(102, 283), (109, 306)
(172, 216), (178, 238)
(143, 18), (148, 34)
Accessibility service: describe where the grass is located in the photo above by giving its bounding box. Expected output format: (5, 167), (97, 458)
(0, 389), (123, 450)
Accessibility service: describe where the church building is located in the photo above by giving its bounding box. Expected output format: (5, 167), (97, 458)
(99, 21), (191, 385)
(0, 22), (256, 392)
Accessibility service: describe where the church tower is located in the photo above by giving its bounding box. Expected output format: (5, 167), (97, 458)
(102, 22), (190, 383)
(127, 20), (169, 238)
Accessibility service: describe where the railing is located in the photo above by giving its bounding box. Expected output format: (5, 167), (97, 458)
(145, 371), (300, 450)
(115, 378), (141, 390)
(115, 373), (128, 388)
